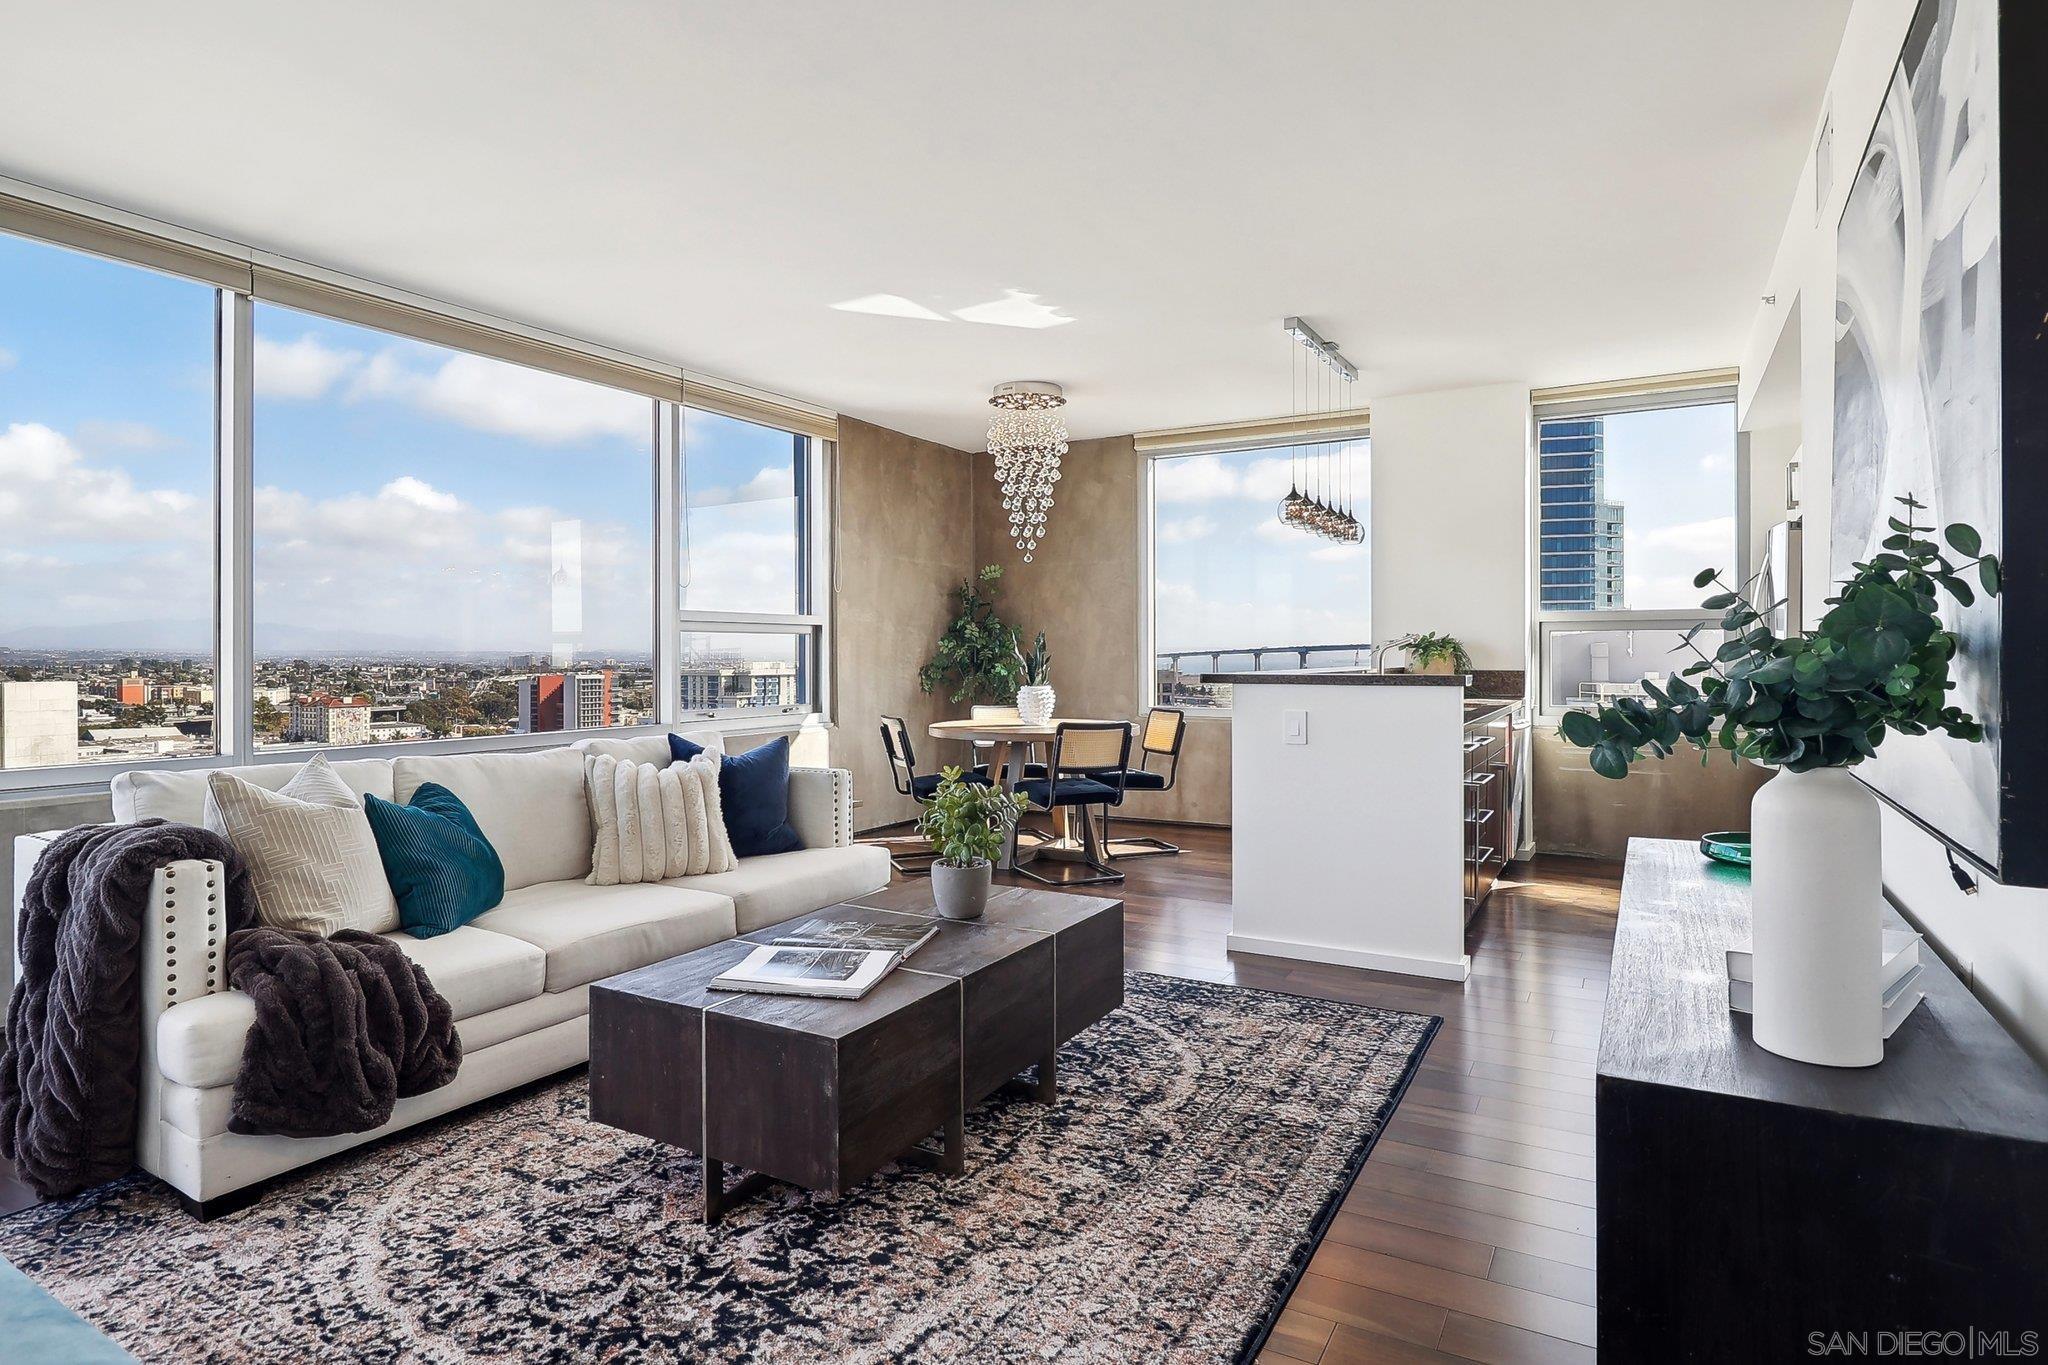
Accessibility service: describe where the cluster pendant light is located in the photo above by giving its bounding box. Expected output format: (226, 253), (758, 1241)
(988, 380), (1068, 562)
(1277, 317), (1364, 544)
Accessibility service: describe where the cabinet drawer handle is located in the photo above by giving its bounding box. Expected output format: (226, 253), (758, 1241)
(1464, 771), (1497, 789)
(1465, 807), (1496, 826)
(1462, 735), (1496, 752)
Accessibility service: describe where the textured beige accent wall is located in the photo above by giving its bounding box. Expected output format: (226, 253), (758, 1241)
(1531, 726), (1767, 859)
(831, 416), (979, 830)
(971, 434), (1228, 826)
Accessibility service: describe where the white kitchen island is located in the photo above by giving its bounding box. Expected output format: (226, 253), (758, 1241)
(1212, 669), (1518, 982)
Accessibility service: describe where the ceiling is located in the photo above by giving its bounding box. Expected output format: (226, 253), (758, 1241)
(0, 2), (1850, 449)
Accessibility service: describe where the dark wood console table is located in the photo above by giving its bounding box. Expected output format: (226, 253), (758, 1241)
(1598, 839), (2048, 1361)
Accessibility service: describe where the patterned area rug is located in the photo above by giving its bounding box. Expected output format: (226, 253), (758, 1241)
(0, 973), (1436, 1364)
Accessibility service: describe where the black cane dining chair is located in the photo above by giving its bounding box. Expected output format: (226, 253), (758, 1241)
(1099, 706), (1187, 858)
(1011, 720), (1133, 887)
(876, 715), (990, 875)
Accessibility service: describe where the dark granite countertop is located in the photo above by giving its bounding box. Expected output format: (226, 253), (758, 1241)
(1196, 669), (1468, 687)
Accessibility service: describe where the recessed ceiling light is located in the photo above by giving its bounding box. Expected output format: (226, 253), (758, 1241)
(951, 290), (1075, 330)
(829, 293), (949, 321)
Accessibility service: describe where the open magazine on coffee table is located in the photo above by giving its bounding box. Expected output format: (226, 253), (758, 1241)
(707, 917), (942, 999)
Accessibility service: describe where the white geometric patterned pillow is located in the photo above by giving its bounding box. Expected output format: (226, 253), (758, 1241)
(204, 753), (401, 936)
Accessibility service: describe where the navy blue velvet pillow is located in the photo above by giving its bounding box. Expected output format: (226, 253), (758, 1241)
(669, 732), (803, 857)
(364, 782), (505, 939)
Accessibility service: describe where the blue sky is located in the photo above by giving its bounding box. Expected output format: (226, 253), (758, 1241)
(1590, 402), (1738, 608)
(0, 232), (800, 658)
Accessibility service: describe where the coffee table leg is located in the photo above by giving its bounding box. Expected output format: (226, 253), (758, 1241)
(944, 1108), (965, 1175)
(702, 1156), (727, 1225)
(1034, 1049), (1058, 1102)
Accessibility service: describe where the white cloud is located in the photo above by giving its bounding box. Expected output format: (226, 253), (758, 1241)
(1155, 452), (1311, 505)
(1631, 515), (1736, 559)
(1698, 451), (1732, 473)
(0, 423), (201, 544)
(379, 475), (462, 512)
(691, 466), (794, 508)
(254, 333), (362, 399)
(1156, 514), (1216, 546)
(0, 346), (16, 370)
(348, 348), (649, 445)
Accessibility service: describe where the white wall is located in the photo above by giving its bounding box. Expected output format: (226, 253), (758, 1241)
(1370, 382), (1531, 671)
(1739, 0), (2048, 1066)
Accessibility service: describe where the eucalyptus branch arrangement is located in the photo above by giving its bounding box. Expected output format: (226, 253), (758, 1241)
(916, 767), (1025, 867)
(1561, 495), (2001, 778)
(1394, 631), (1473, 673)
(919, 565), (1022, 705)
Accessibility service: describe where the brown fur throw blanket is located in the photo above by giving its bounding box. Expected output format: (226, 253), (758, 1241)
(2, 819), (461, 1198)
(226, 927), (460, 1138)
(2, 820), (254, 1197)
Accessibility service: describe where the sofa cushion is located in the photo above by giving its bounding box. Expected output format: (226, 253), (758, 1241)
(666, 845), (890, 934)
(467, 880), (737, 991)
(154, 926), (546, 1089)
(577, 730), (726, 766)
(113, 757), (395, 826)
(393, 748), (590, 891)
(674, 733), (802, 857)
(204, 755), (401, 936)
(366, 782), (506, 937)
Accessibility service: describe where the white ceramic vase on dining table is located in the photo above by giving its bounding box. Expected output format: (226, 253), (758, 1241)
(1017, 684), (1055, 726)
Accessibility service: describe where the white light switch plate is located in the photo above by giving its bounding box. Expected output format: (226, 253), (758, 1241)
(1283, 709), (1307, 744)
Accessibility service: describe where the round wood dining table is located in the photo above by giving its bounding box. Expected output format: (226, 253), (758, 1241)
(926, 717), (1103, 870)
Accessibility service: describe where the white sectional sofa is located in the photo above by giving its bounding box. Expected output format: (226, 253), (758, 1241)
(10, 732), (889, 1216)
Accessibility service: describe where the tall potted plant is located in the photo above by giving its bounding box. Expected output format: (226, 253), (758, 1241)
(1014, 630), (1054, 725)
(1561, 495), (1999, 1067)
(919, 565), (1023, 705)
(917, 767), (1025, 920)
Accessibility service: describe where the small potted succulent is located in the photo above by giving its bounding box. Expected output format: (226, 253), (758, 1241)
(1560, 494), (1999, 1068)
(1014, 630), (1055, 725)
(1392, 631), (1472, 676)
(917, 766), (1025, 920)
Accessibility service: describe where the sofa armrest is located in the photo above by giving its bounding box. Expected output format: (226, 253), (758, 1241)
(141, 858), (233, 1019)
(788, 766), (854, 849)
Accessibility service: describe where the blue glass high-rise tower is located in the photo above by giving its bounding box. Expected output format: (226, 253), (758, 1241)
(1537, 417), (1624, 610)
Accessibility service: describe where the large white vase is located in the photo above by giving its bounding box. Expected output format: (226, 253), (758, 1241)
(1749, 766), (1884, 1067)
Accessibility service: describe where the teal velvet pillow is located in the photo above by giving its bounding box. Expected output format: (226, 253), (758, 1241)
(364, 782), (505, 939)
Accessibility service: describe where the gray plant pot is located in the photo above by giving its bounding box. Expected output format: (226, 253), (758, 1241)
(931, 858), (993, 920)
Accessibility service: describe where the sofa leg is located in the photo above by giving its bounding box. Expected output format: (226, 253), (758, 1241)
(177, 1184), (263, 1222)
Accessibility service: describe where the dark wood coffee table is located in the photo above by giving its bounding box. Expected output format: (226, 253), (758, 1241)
(588, 887), (1122, 1223)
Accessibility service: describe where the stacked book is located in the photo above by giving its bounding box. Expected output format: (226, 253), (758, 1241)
(1725, 928), (1926, 1039)
(708, 917), (941, 1000)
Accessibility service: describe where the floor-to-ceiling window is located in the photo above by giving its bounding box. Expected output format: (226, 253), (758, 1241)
(250, 304), (658, 748)
(1147, 437), (1371, 710)
(0, 233), (218, 771)
(1534, 385), (1740, 717)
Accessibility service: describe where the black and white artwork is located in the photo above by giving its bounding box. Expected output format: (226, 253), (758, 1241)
(1832, 0), (2003, 869)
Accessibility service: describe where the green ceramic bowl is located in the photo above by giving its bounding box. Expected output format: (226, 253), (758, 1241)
(1699, 831), (1752, 866)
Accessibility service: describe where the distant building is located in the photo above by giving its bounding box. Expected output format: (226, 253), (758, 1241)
(0, 680), (80, 769)
(679, 661), (798, 712)
(517, 670), (613, 733)
(117, 674), (147, 706)
(289, 695), (372, 746)
(1537, 416), (1625, 610)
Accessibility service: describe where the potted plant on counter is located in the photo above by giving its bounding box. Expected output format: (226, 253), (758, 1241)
(1392, 631), (1472, 676)
(1014, 630), (1054, 725)
(1560, 495), (2000, 1068)
(917, 767), (1025, 920)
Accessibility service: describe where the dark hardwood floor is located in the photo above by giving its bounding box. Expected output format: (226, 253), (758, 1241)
(1, 822), (1623, 1364)
(972, 823), (1619, 1365)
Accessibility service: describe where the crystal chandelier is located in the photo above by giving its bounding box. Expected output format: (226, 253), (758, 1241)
(1277, 317), (1364, 544)
(988, 380), (1068, 562)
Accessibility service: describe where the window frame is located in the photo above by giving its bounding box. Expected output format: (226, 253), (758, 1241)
(0, 195), (833, 793)
(1529, 384), (1743, 725)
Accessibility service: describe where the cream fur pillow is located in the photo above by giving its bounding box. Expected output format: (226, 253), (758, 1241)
(586, 752), (736, 885)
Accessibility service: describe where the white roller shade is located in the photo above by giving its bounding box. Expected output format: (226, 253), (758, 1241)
(1134, 407), (1371, 456)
